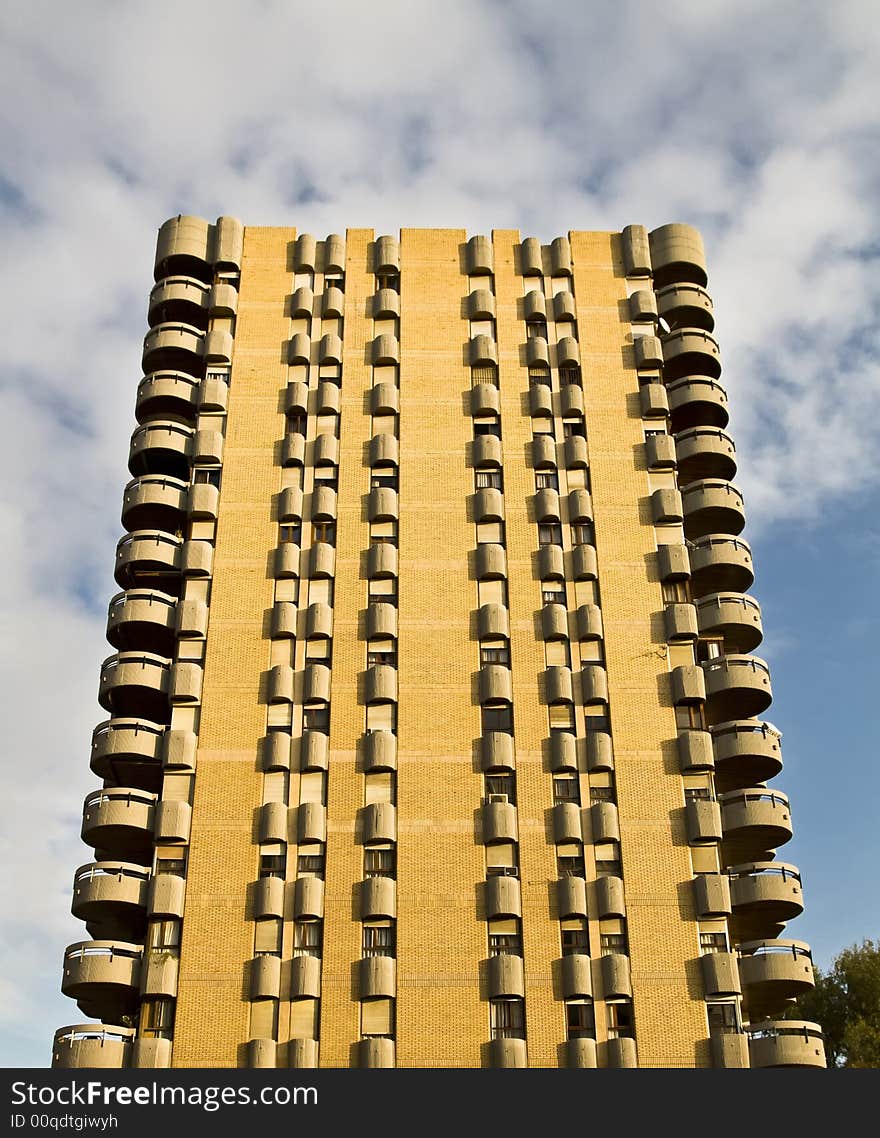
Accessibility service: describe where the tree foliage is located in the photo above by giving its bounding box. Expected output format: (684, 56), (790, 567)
(787, 939), (880, 1067)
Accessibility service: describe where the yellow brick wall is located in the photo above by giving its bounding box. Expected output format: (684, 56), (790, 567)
(173, 226), (294, 1067)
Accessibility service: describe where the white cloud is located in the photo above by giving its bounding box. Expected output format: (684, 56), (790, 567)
(1, 0), (879, 1064)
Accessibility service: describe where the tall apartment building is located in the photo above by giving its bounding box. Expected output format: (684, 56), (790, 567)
(52, 219), (827, 1070)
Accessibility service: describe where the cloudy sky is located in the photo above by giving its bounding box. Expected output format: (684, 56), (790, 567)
(1, 0), (878, 1067)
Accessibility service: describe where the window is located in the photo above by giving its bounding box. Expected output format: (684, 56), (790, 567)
(473, 419), (501, 438)
(561, 924), (590, 956)
(590, 786), (614, 803)
(303, 705), (330, 734)
(607, 1000), (634, 1038)
(140, 998), (175, 1039)
(293, 920), (322, 958)
(279, 523), (301, 544)
(538, 523), (563, 547)
(482, 705), (513, 735)
(594, 842), (621, 877)
(557, 853), (586, 879)
(485, 773), (515, 802)
(562, 420), (586, 439)
(325, 273), (345, 291)
(707, 1001), (739, 1036)
(193, 467), (221, 489)
(376, 272), (399, 292)
(364, 847), (396, 878)
(489, 998), (525, 1040)
(553, 776), (580, 805)
(566, 1001), (596, 1040)
(289, 413), (307, 437)
(312, 521), (336, 546)
(600, 932), (628, 955)
(480, 644), (510, 667)
(675, 705), (706, 730)
(527, 320), (548, 339)
(696, 638), (724, 663)
(489, 928), (523, 956)
(700, 932), (729, 955)
(371, 472), (398, 491)
(542, 585), (567, 607)
(147, 919), (180, 952)
(662, 580), (689, 604)
(528, 367), (551, 387)
(155, 854), (187, 876)
(584, 709), (610, 733)
(368, 583), (398, 608)
(475, 470), (503, 491)
(315, 468), (339, 492)
(571, 521), (594, 546)
(319, 364), (342, 386)
(296, 851), (325, 878)
(363, 924), (396, 958)
(476, 520), (505, 545)
(549, 706), (575, 732)
(367, 648), (397, 669)
(535, 470), (559, 491)
(259, 853), (286, 879)
(685, 786), (712, 802)
(472, 364), (499, 387)
(559, 365), (582, 386)
(362, 998), (395, 1038)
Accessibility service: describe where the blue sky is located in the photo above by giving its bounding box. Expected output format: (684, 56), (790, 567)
(0, 0), (878, 1067)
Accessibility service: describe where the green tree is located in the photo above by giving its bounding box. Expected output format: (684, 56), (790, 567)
(787, 939), (880, 1067)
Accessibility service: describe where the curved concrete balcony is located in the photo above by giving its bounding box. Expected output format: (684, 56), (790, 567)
(312, 484), (338, 521)
(682, 480), (745, 541)
(639, 382), (668, 418)
(604, 1038), (637, 1071)
(549, 235), (572, 276)
(209, 281), (238, 317)
(154, 215), (213, 282)
(71, 862), (149, 940)
(475, 543), (506, 581)
(148, 275), (209, 329)
(372, 333), (399, 365)
(374, 287), (400, 318)
(529, 383), (553, 417)
(469, 287), (496, 320)
(674, 427), (736, 482)
(566, 1038), (598, 1068)
(375, 233), (400, 273)
(121, 475), (187, 533)
(695, 593), (763, 653)
(471, 382), (500, 418)
(366, 601), (397, 640)
(363, 730), (397, 772)
(62, 940), (141, 1020)
(292, 955), (322, 999)
(482, 799), (518, 843)
(702, 654), (772, 723)
(115, 531), (183, 590)
(541, 603), (568, 641)
(314, 432), (340, 467)
(106, 590), (177, 655)
(487, 954), (524, 1000)
(666, 376), (729, 432)
(629, 288), (658, 324)
(81, 787), (156, 862)
(308, 542), (336, 579)
(136, 371), (199, 423)
(99, 652), (171, 722)
(688, 535), (754, 597)
(316, 379), (341, 415)
(188, 482), (219, 521)
(746, 1021), (826, 1069)
(552, 802), (582, 844)
(366, 541), (397, 579)
(561, 953), (593, 999)
(90, 717), (165, 790)
(142, 323), (205, 375)
(371, 382), (399, 415)
(128, 421), (193, 480)
(481, 731), (515, 772)
(358, 956), (396, 1000)
(484, 876), (521, 920)
(648, 223), (707, 289)
(52, 1023), (134, 1069)
(293, 877), (324, 921)
(368, 486), (398, 522)
(739, 939), (815, 1017)
(701, 951), (741, 997)
(661, 326), (720, 380)
(251, 955), (281, 999)
(554, 291), (576, 323)
(479, 665), (512, 705)
(534, 487), (561, 523)
(489, 1037), (527, 1068)
(645, 433), (677, 471)
(360, 876), (396, 921)
(537, 544), (564, 581)
(655, 282), (714, 331)
(600, 953), (632, 999)
(519, 235), (542, 275)
(556, 876), (588, 920)
(322, 285), (344, 319)
(358, 1038), (395, 1069)
(563, 434), (589, 470)
(360, 803), (397, 846)
(473, 433), (502, 468)
(474, 487), (504, 523)
(526, 336), (550, 369)
(530, 434), (556, 469)
(710, 720), (783, 792)
(729, 862), (804, 941)
(365, 663), (398, 705)
(571, 543), (598, 581)
(719, 788), (792, 864)
(293, 232), (316, 272)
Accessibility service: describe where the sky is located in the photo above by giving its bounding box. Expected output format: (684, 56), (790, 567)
(0, 0), (878, 1068)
